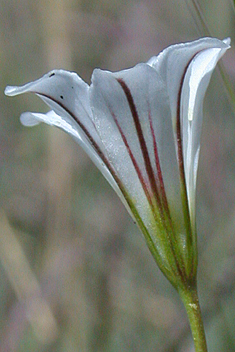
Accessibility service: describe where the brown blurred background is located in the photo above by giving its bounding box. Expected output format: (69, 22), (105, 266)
(1, 0), (235, 351)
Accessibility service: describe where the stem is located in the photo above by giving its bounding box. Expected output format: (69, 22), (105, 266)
(178, 284), (208, 352)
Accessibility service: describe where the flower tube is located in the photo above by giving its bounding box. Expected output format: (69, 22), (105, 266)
(5, 37), (230, 290)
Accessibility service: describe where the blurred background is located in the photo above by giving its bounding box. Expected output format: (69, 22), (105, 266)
(1, 0), (235, 351)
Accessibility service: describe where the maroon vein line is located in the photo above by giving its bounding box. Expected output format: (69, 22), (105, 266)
(176, 80), (187, 187)
(35, 92), (128, 195)
(116, 78), (162, 211)
(148, 108), (171, 216)
(36, 92), (161, 249)
(116, 79), (188, 279)
(176, 52), (200, 269)
(36, 92), (106, 158)
(111, 108), (183, 278)
(35, 86), (182, 277)
(115, 78), (185, 278)
(110, 110), (155, 210)
(36, 91), (159, 224)
(176, 53), (198, 208)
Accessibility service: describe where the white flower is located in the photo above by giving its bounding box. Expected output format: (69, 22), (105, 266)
(5, 37), (230, 288)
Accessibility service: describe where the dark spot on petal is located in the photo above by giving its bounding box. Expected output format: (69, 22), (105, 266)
(71, 86), (74, 89)
(60, 95), (64, 99)
(49, 72), (55, 77)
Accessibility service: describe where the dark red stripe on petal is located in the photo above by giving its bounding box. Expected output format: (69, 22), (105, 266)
(35, 92), (153, 228)
(111, 108), (183, 278)
(176, 53), (199, 255)
(110, 110), (156, 211)
(34, 92), (134, 205)
(35, 92), (108, 160)
(148, 108), (170, 215)
(176, 54), (198, 205)
(115, 79), (187, 278)
(35, 93), (154, 234)
(176, 74), (187, 186)
(116, 78), (162, 210)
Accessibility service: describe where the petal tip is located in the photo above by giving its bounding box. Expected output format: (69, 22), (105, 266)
(223, 37), (231, 47)
(91, 68), (104, 82)
(4, 86), (17, 96)
(20, 112), (41, 126)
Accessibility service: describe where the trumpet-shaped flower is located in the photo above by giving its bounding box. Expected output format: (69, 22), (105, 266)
(5, 37), (230, 290)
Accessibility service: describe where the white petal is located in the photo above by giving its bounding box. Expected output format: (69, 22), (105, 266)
(187, 47), (226, 122)
(90, 63), (185, 235)
(148, 37), (230, 224)
(5, 70), (103, 153)
(5, 71), (138, 218)
(181, 43), (229, 223)
(20, 110), (128, 207)
(20, 110), (81, 138)
(147, 37), (230, 128)
(20, 112), (41, 126)
(5, 38), (229, 240)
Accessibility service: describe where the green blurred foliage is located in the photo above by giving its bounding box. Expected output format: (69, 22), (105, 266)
(1, 0), (235, 351)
